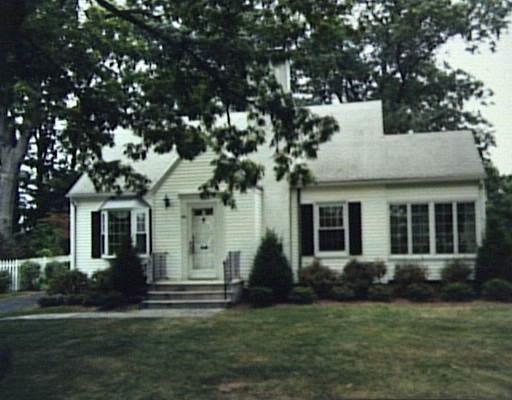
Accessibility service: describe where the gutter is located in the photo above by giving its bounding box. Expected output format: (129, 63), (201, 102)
(70, 199), (77, 270)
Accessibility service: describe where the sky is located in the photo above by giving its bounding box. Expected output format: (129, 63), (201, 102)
(441, 29), (512, 175)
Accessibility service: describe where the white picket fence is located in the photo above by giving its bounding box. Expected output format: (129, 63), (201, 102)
(0, 255), (70, 291)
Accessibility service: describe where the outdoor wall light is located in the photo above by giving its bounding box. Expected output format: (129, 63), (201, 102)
(163, 194), (171, 208)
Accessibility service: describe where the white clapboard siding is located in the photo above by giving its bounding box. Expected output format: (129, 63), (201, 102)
(296, 181), (485, 281)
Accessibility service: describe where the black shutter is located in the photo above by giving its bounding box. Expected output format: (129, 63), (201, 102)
(300, 204), (314, 256)
(348, 202), (362, 255)
(91, 211), (101, 259)
(148, 209), (153, 254)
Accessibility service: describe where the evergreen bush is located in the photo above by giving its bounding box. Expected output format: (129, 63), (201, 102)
(441, 260), (472, 283)
(393, 264), (428, 297)
(110, 237), (147, 297)
(249, 230), (293, 302)
(299, 259), (338, 299)
(289, 287), (316, 304)
(441, 283), (475, 302)
(482, 279), (512, 302)
(342, 260), (387, 299)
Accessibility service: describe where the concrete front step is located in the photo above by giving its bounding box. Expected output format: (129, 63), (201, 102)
(146, 290), (232, 301)
(141, 299), (232, 309)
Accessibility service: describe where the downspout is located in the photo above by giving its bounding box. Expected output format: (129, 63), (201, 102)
(70, 199), (77, 270)
(297, 188), (302, 272)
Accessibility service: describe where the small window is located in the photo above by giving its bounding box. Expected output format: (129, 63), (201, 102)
(318, 204), (345, 252)
(411, 204), (430, 254)
(435, 203), (454, 254)
(390, 204), (408, 254)
(457, 202), (476, 253)
(135, 212), (147, 254)
(107, 210), (131, 255)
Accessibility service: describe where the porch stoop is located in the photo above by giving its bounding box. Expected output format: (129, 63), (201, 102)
(141, 280), (244, 309)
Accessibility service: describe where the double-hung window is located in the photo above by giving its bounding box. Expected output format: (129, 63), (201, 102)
(316, 204), (345, 252)
(100, 208), (149, 256)
(390, 201), (477, 256)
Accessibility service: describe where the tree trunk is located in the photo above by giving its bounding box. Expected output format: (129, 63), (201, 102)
(0, 161), (19, 242)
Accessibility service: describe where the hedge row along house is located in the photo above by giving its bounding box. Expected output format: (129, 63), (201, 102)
(67, 67), (486, 308)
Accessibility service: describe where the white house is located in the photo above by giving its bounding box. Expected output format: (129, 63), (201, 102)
(67, 98), (486, 306)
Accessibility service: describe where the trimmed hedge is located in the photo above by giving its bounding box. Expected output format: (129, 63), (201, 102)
(38, 295), (64, 307)
(368, 285), (393, 302)
(329, 285), (356, 301)
(289, 287), (316, 304)
(44, 261), (69, 282)
(248, 286), (273, 307)
(482, 279), (512, 302)
(47, 270), (89, 295)
(405, 283), (434, 302)
(393, 264), (428, 297)
(441, 283), (475, 302)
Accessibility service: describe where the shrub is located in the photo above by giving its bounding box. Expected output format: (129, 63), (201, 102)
(249, 230), (293, 302)
(299, 259), (338, 299)
(368, 285), (393, 302)
(248, 286), (273, 307)
(441, 283), (475, 302)
(63, 294), (86, 306)
(393, 264), (428, 296)
(90, 269), (114, 293)
(19, 261), (41, 291)
(289, 287), (316, 304)
(82, 292), (108, 307)
(38, 295), (64, 307)
(110, 238), (147, 297)
(476, 214), (512, 285)
(482, 279), (512, 302)
(47, 270), (89, 295)
(0, 271), (11, 293)
(341, 260), (387, 299)
(329, 284), (356, 301)
(98, 291), (127, 311)
(44, 261), (69, 282)
(405, 283), (435, 302)
(441, 260), (473, 283)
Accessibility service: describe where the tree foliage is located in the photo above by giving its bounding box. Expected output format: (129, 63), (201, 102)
(293, 0), (512, 153)
(0, 0), (339, 243)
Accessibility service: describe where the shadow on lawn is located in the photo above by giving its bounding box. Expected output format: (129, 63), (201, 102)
(0, 348), (12, 381)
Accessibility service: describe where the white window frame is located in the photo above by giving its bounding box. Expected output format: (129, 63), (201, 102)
(388, 200), (479, 258)
(100, 208), (150, 258)
(314, 202), (348, 256)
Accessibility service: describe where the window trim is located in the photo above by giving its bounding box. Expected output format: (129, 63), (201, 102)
(388, 199), (479, 258)
(100, 207), (150, 258)
(314, 202), (348, 256)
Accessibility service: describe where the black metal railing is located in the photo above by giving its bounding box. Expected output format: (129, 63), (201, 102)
(223, 251), (241, 300)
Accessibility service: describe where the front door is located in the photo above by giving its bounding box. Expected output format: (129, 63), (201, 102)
(189, 206), (217, 279)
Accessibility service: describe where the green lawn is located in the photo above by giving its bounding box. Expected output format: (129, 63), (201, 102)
(0, 302), (511, 399)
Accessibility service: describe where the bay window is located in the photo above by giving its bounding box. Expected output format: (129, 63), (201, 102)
(316, 203), (345, 252)
(100, 208), (149, 256)
(390, 201), (477, 256)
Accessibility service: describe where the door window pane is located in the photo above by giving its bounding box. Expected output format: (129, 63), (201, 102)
(390, 204), (408, 254)
(435, 203), (454, 254)
(411, 204), (430, 254)
(457, 202), (476, 253)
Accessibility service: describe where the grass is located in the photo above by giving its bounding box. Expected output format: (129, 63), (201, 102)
(0, 302), (511, 399)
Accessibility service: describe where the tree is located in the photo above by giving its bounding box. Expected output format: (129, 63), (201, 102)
(0, 0), (339, 244)
(293, 0), (512, 154)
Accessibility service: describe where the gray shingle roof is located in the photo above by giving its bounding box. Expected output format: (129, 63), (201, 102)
(67, 100), (485, 196)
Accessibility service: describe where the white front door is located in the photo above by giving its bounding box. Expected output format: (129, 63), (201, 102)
(188, 206), (218, 279)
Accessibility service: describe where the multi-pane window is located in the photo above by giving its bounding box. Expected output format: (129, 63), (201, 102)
(101, 209), (149, 256)
(435, 203), (454, 254)
(411, 204), (430, 254)
(318, 204), (345, 251)
(135, 212), (147, 253)
(390, 201), (477, 255)
(457, 202), (477, 253)
(107, 210), (131, 256)
(390, 205), (408, 254)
